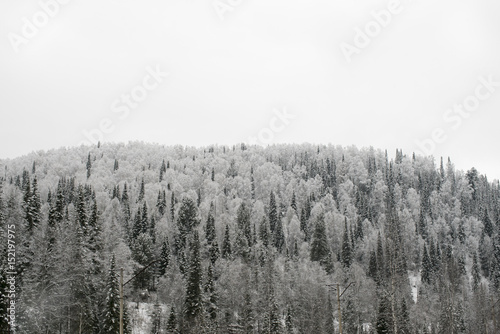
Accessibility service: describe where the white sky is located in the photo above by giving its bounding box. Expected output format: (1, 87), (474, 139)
(1, 0), (499, 180)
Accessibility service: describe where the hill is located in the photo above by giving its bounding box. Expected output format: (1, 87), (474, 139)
(0, 142), (498, 333)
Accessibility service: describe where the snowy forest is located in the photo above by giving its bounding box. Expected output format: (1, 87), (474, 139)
(1, 142), (499, 334)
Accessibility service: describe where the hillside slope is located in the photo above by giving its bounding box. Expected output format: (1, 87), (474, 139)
(0, 142), (498, 333)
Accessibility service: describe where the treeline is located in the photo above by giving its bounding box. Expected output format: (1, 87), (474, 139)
(0, 142), (499, 333)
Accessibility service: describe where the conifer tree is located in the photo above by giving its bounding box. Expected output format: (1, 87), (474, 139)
(368, 250), (379, 283)
(177, 197), (199, 250)
(291, 191), (297, 213)
(29, 176), (41, 231)
(166, 307), (178, 334)
(76, 185), (87, 234)
(204, 263), (217, 322)
(158, 238), (170, 277)
(157, 190), (166, 216)
(399, 298), (411, 334)
(86, 153), (92, 179)
(132, 206), (143, 240)
(259, 216), (270, 248)
(342, 219), (352, 268)
(149, 216), (156, 244)
(300, 207), (309, 241)
(103, 255), (120, 334)
(237, 202), (252, 247)
(222, 224), (232, 259)
(141, 201), (149, 234)
(421, 244), (432, 284)
(479, 232), (490, 277)
(273, 217), (285, 253)
(159, 159), (166, 182)
(269, 191), (278, 233)
(376, 294), (393, 334)
(205, 203), (220, 264)
(184, 231), (203, 328)
(121, 183), (131, 223)
(170, 192), (175, 222)
(310, 214), (333, 273)
(472, 252), (480, 290)
(138, 177), (145, 202)
(483, 209), (493, 237)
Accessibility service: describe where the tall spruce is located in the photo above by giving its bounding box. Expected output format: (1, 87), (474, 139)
(310, 214), (333, 273)
(184, 231), (203, 327)
(103, 255), (120, 334)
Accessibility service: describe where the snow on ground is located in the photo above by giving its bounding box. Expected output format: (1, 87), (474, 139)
(408, 271), (421, 303)
(128, 301), (169, 334)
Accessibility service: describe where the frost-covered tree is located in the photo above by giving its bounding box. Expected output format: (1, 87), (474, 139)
(103, 255), (120, 334)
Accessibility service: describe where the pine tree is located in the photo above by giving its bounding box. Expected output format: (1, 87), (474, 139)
(492, 232), (500, 289)
(222, 224), (232, 259)
(49, 182), (65, 225)
(479, 232), (490, 277)
(157, 190), (166, 217)
(483, 209), (493, 237)
(29, 176), (41, 231)
(113, 159), (119, 172)
(265, 285), (282, 334)
(76, 185), (87, 234)
(184, 231), (203, 327)
(472, 252), (480, 290)
(138, 177), (145, 202)
(205, 203), (220, 264)
(368, 250), (379, 283)
(159, 238), (170, 276)
(291, 191), (297, 213)
(159, 159), (166, 182)
(310, 214), (333, 273)
(325, 295), (335, 334)
(121, 183), (131, 224)
(259, 216), (270, 248)
(131, 233), (155, 289)
(237, 202), (252, 247)
(399, 298), (411, 334)
(132, 206), (143, 240)
(103, 255), (120, 334)
(341, 219), (352, 268)
(177, 197), (199, 250)
(204, 263), (217, 321)
(269, 191), (278, 233)
(273, 216), (285, 253)
(170, 192), (175, 222)
(376, 294), (393, 334)
(421, 244), (432, 284)
(86, 153), (92, 179)
(166, 307), (178, 334)
(141, 201), (149, 234)
(300, 207), (309, 241)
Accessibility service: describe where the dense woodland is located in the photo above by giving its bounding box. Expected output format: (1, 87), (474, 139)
(1, 142), (499, 333)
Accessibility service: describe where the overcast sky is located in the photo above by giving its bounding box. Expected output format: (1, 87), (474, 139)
(1, 0), (499, 180)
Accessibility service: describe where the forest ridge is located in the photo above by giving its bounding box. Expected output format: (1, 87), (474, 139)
(0, 142), (498, 333)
